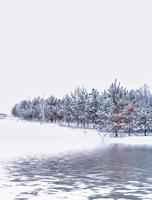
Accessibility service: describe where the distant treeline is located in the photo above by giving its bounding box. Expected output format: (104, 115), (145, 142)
(11, 80), (152, 137)
(0, 113), (7, 119)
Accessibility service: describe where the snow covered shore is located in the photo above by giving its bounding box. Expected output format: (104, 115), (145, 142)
(109, 136), (152, 146)
(0, 117), (102, 159)
(0, 117), (152, 159)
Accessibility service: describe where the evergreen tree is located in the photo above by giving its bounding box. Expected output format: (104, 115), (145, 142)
(107, 80), (128, 137)
(44, 96), (59, 122)
(87, 88), (100, 127)
(70, 87), (89, 127)
(133, 86), (152, 135)
(62, 95), (73, 125)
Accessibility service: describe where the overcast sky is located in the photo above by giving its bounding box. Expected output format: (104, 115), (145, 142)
(0, 0), (152, 113)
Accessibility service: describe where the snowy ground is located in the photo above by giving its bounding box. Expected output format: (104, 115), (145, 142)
(0, 117), (103, 159)
(0, 117), (152, 159)
(109, 135), (152, 146)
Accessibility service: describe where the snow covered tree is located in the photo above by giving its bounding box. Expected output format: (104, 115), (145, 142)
(44, 96), (60, 122)
(107, 80), (129, 137)
(62, 95), (73, 125)
(132, 86), (152, 136)
(123, 101), (134, 136)
(96, 91), (110, 131)
(70, 87), (89, 127)
(87, 88), (100, 127)
(11, 104), (19, 117)
(31, 97), (44, 121)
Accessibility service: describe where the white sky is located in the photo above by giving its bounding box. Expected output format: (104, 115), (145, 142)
(0, 0), (152, 114)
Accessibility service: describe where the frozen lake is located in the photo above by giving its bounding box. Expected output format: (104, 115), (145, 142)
(0, 118), (152, 199)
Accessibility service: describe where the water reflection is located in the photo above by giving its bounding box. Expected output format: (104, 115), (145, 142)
(2, 145), (152, 199)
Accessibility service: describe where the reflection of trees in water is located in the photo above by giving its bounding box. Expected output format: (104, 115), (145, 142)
(5, 145), (152, 199)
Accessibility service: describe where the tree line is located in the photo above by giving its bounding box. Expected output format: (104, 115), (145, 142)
(11, 80), (152, 137)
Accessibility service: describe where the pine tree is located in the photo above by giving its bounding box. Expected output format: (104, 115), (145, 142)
(133, 86), (152, 136)
(87, 88), (100, 128)
(70, 87), (89, 127)
(62, 95), (73, 125)
(96, 91), (110, 131)
(107, 80), (128, 137)
(44, 96), (59, 122)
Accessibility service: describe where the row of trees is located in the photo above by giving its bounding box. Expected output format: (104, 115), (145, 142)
(11, 80), (152, 137)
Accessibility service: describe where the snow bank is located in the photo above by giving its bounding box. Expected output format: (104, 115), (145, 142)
(0, 117), (102, 159)
(108, 136), (152, 146)
(0, 117), (152, 159)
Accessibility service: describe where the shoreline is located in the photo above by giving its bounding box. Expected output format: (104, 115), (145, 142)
(1, 117), (152, 145)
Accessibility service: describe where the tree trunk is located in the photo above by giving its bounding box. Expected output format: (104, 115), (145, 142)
(144, 124), (147, 136)
(115, 129), (118, 137)
(128, 122), (131, 136)
(144, 119), (147, 136)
